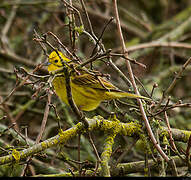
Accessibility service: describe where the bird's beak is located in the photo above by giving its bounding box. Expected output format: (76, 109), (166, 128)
(43, 60), (51, 66)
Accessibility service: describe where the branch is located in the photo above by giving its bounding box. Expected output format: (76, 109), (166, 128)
(34, 154), (185, 177)
(112, 155), (185, 176)
(0, 115), (190, 166)
(100, 131), (117, 177)
(0, 117), (141, 165)
(112, 0), (169, 162)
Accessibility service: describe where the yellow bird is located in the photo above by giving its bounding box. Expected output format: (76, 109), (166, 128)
(47, 51), (150, 111)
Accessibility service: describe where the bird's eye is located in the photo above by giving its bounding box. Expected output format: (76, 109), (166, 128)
(54, 60), (58, 63)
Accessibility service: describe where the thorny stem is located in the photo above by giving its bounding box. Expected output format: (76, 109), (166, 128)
(113, 0), (169, 162)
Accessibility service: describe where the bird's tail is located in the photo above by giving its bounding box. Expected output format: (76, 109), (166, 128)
(105, 91), (151, 101)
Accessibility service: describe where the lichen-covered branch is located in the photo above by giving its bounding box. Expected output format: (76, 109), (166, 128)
(34, 154), (185, 177)
(0, 115), (190, 168)
(0, 116), (141, 166)
(100, 118), (121, 177)
(100, 134), (116, 177)
(111, 155), (185, 176)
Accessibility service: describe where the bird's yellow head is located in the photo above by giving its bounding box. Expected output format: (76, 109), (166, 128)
(47, 51), (70, 72)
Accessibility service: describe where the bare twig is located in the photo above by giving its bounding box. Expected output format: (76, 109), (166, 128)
(165, 56), (191, 95)
(90, 17), (114, 57)
(21, 90), (52, 176)
(113, 137), (139, 168)
(115, 41), (191, 53)
(164, 112), (177, 152)
(110, 52), (146, 68)
(153, 56), (191, 112)
(0, 63), (43, 105)
(36, 91), (52, 143)
(150, 83), (158, 97)
(79, 0), (96, 40)
(0, 49), (38, 68)
(112, 0), (169, 162)
(87, 132), (101, 175)
(46, 31), (77, 61)
(78, 134), (81, 176)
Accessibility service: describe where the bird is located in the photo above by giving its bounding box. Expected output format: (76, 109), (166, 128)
(46, 51), (151, 111)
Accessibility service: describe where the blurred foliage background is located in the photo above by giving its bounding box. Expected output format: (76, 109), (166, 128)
(0, 0), (191, 177)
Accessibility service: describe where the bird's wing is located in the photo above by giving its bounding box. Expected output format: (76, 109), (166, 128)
(71, 73), (120, 91)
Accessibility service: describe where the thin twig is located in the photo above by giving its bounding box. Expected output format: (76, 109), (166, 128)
(150, 83), (158, 97)
(0, 63), (43, 105)
(164, 112), (177, 152)
(79, 0), (96, 40)
(61, 0), (84, 26)
(36, 91), (52, 143)
(166, 56), (191, 95)
(111, 52), (146, 68)
(115, 41), (191, 53)
(113, 137), (139, 168)
(21, 91), (52, 176)
(90, 17), (114, 57)
(46, 31), (77, 61)
(112, 0), (169, 162)
(87, 132), (101, 175)
(78, 134), (81, 176)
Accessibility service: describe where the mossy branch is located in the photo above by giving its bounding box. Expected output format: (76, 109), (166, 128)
(0, 116), (141, 166)
(100, 124), (118, 177)
(0, 116), (190, 167)
(34, 154), (185, 177)
(100, 133), (117, 177)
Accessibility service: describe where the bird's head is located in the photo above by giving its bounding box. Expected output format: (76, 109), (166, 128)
(47, 51), (70, 72)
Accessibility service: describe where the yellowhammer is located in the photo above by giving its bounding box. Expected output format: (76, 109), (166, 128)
(47, 51), (150, 111)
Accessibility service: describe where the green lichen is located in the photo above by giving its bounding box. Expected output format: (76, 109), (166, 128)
(74, 25), (84, 35)
(125, 122), (142, 136)
(108, 113), (118, 122)
(160, 130), (168, 137)
(58, 126), (78, 144)
(97, 115), (142, 138)
(181, 130), (191, 142)
(75, 122), (85, 133)
(144, 167), (149, 176)
(100, 133), (116, 176)
(138, 133), (152, 155)
(41, 142), (48, 150)
(12, 149), (21, 163)
(163, 135), (169, 146)
(98, 119), (120, 133)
